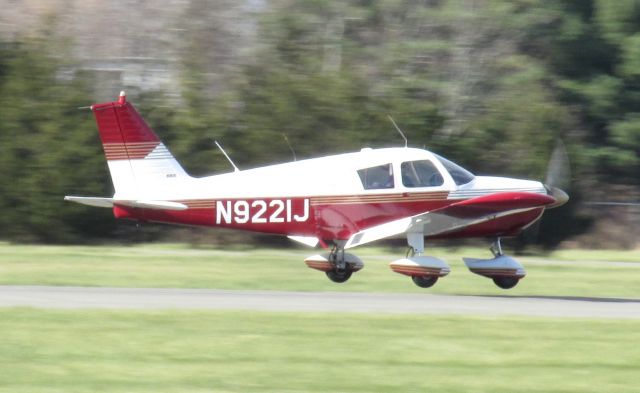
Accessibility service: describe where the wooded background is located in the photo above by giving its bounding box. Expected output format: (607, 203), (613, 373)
(0, 0), (638, 248)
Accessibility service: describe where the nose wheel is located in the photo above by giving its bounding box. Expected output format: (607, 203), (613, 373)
(490, 238), (521, 289)
(492, 276), (520, 289)
(463, 238), (526, 289)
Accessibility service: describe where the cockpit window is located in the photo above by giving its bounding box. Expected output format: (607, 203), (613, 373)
(434, 154), (475, 185)
(358, 164), (394, 190)
(401, 160), (444, 187)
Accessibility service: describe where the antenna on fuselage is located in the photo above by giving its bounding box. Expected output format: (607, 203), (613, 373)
(214, 140), (240, 172)
(387, 115), (408, 148)
(282, 133), (297, 161)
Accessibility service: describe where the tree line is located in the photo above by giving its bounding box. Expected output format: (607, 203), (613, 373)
(0, 0), (638, 247)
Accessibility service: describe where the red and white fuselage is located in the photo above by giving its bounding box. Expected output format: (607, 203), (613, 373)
(65, 92), (564, 249)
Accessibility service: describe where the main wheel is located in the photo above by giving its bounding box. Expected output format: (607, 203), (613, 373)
(326, 269), (353, 283)
(412, 275), (438, 288)
(493, 276), (519, 289)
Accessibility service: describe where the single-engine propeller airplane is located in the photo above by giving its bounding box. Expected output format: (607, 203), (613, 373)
(65, 92), (569, 289)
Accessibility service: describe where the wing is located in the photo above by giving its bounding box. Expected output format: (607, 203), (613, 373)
(287, 235), (320, 247)
(344, 192), (555, 249)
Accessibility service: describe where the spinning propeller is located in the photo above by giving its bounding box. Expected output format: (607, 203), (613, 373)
(543, 140), (570, 208)
(520, 140), (571, 246)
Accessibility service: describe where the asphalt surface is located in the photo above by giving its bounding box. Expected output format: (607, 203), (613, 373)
(1, 285), (639, 318)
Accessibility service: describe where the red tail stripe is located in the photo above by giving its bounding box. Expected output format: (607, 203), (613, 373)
(102, 141), (160, 161)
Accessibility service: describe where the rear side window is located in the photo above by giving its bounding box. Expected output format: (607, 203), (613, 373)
(401, 160), (444, 187)
(358, 164), (394, 190)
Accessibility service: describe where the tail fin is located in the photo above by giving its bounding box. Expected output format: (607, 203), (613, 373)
(91, 91), (190, 198)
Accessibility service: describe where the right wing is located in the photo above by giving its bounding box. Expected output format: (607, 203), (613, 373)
(64, 196), (114, 208)
(344, 192), (555, 249)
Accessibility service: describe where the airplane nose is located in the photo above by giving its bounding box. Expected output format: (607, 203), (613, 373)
(545, 186), (569, 208)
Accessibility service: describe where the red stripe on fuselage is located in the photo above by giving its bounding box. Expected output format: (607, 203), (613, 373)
(112, 193), (546, 241)
(113, 193), (451, 239)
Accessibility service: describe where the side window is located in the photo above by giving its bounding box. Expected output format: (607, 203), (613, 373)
(357, 164), (394, 190)
(401, 160), (444, 187)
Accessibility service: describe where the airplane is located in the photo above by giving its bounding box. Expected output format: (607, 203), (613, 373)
(65, 91), (569, 289)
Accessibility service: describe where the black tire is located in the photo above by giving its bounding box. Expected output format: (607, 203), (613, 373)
(412, 275), (438, 288)
(326, 269), (352, 283)
(493, 276), (520, 289)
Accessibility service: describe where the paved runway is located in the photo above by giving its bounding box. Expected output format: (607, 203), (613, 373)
(1, 285), (639, 318)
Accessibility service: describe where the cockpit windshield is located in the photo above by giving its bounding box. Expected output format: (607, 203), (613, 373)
(434, 154), (475, 186)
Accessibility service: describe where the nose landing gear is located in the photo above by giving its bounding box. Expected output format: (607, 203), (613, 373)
(464, 238), (526, 289)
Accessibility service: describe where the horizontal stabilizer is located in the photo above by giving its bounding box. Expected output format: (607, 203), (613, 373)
(65, 196), (187, 211)
(64, 196), (114, 208)
(123, 200), (188, 211)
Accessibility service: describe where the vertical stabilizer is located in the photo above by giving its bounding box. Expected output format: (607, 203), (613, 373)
(91, 91), (190, 198)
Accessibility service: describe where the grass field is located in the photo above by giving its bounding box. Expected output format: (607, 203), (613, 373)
(0, 243), (639, 298)
(1, 308), (639, 393)
(1, 244), (639, 392)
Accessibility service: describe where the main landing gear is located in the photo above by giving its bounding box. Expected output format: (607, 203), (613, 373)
(411, 271), (440, 288)
(389, 232), (451, 288)
(304, 243), (364, 284)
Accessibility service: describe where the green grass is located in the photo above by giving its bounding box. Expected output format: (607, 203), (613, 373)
(549, 248), (640, 263)
(0, 243), (639, 297)
(0, 308), (638, 393)
(1, 246), (638, 392)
